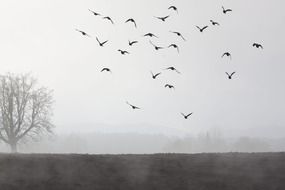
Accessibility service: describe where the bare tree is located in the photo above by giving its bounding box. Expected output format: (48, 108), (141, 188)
(0, 73), (54, 153)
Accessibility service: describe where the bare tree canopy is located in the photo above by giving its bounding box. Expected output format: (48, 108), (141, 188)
(0, 73), (54, 153)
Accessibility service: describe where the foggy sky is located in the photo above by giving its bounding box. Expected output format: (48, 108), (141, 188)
(0, 0), (284, 138)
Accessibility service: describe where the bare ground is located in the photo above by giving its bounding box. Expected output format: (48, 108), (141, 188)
(0, 153), (285, 190)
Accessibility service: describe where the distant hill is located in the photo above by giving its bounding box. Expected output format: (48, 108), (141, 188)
(0, 153), (285, 190)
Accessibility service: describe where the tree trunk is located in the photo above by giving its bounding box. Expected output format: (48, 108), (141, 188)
(10, 142), (18, 153)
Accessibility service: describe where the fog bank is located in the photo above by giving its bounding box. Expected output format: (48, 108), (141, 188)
(1, 132), (285, 154)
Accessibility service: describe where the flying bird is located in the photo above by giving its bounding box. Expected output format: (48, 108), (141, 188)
(118, 49), (130, 55)
(210, 20), (220, 26)
(128, 40), (138, 46)
(168, 44), (179, 53)
(170, 31), (186, 41)
(168, 6), (178, 14)
(88, 9), (101, 16)
(165, 84), (175, 89)
(222, 52), (232, 59)
(143, 33), (158, 38)
(165, 67), (181, 74)
(155, 15), (170, 22)
(181, 112), (193, 119)
(75, 29), (91, 37)
(101, 68), (112, 73)
(149, 41), (164, 50)
(222, 6), (232, 14)
(103, 16), (114, 24)
(253, 43), (263, 49)
(150, 71), (161, 79)
(226, 72), (236, 79)
(125, 18), (137, 28)
(126, 101), (140, 110)
(96, 37), (108, 47)
(196, 25), (208, 32)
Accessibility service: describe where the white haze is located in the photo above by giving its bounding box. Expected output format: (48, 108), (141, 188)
(0, 0), (285, 153)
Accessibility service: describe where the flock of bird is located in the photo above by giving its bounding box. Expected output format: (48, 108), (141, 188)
(75, 4), (264, 120)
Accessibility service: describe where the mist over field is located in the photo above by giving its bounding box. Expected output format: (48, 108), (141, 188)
(1, 129), (284, 154)
(1, 0), (285, 189)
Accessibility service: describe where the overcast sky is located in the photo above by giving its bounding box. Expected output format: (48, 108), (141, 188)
(0, 0), (284, 138)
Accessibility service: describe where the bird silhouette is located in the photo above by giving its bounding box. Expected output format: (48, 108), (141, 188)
(96, 37), (108, 47)
(126, 101), (140, 109)
(210, 20), (220, 26)
(143, 33), (158, 38)
(196, 25), (208, 32)
(128, 40), (138, 46)
(170, 31), (186, 41)
(168, 6), (178, 14)
(118, 49), (130, 55)
(181, 112), (193, 119)
(103, 16), (114, 24)
(125, 18), (137, 28)
(165, 84), (175, 89)
(222, 52), (232, 59)
(165, 67), (181, 74)
(253, 43), (263, 49)
(226, 72), (236, 79)
(150, 71), (161, 79)
(155, 15), (170, 22)
(101, 68), (112, 73)
(149, 41), (164, 50)
(222, 6), (232, 14)
(88, 9), (101, 16)
(75, 29), (91, 37)
(168, 44), (179, 53)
